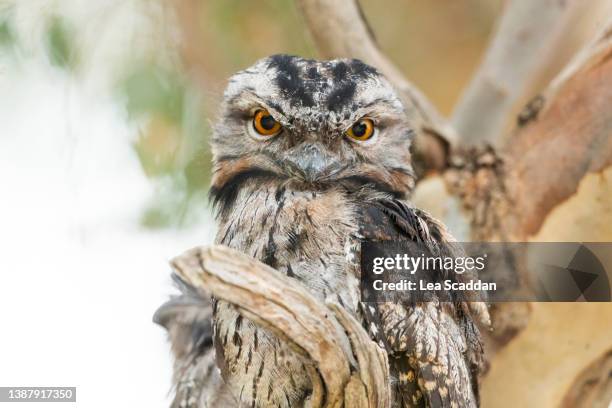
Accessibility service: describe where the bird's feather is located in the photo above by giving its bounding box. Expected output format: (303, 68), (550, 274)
(154, 274), (235, 407)
(358, 198), (487, 407)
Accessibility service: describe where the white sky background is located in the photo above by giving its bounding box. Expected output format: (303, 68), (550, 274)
(0, 1), (215, 406)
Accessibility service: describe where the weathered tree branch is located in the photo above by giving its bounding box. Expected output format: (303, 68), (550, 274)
(295, 0), (456, 172)
(543, 18), (612, 107)
(170, 245), (390, 408)
(435, 17), (612, 352)
(501, 18), (612, 239)
(451, 0), (592, 146)
(441, 16), (612, 242)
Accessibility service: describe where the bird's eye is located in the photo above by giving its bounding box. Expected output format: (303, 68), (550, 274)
(346, 118), (375, 142)
(252, 109), (282, 137)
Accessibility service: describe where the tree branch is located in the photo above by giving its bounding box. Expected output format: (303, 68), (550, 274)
(442, 17), (612, 241)
(433, 19), (612, 350)
(452, 0), (592, 146)
(171, 245), (390, 408)
(295, 0), (456, 171)
(502, 18), (612, 238)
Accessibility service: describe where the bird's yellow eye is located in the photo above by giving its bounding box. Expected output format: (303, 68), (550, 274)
(253, 109), (282, 137)
(346, 118), (375, 142)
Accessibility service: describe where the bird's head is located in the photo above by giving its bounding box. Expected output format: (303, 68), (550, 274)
(209, 54), (415, 215)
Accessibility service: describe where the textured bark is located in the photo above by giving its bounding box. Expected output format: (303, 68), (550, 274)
(440, 21), (612, 350)
(171, 245), (390, 408)
(440, 19), (612, 242)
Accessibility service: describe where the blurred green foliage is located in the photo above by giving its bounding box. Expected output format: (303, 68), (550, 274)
(0, 14), (14, 48)
(122, 65), (185, 124)
(45, 16), (78, 70)
(139, 174), (207, 229)
(120, 62), (211, 229)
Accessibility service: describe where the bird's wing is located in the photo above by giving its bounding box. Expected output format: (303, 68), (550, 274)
(358, 198), (488, 408)
(154, 274), (234, 408)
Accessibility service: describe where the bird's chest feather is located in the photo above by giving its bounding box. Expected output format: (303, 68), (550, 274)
(212, 186), (362, 407)
(215, 186), (361, 307)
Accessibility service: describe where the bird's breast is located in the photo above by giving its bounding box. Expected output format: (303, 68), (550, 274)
(215, 185), (361, 309)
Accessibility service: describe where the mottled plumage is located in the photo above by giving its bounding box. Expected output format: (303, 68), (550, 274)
(155, 55), (488, 408)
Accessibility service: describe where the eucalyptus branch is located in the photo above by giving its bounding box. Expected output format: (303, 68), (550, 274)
(451, 0), (591, 146)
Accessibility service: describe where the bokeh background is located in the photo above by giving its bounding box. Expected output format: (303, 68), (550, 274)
(0, 1), (611, 407)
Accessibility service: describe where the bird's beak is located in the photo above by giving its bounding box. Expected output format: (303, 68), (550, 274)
(282, 143), (341, 182)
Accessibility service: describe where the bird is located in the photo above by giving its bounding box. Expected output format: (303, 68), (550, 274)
(155, 54), (489, 408)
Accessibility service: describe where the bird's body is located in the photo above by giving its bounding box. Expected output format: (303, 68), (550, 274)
(156, 55), (487, 408)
